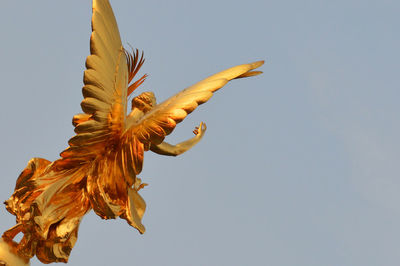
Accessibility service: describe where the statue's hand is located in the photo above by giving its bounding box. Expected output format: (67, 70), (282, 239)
(193, 122), (207, 137)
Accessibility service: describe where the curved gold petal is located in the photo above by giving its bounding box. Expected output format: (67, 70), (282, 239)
(35, 216), (83, 264)
(121, 187), (146, 234)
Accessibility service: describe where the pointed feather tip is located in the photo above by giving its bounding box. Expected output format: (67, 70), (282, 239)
(250, 60), (265, 69)
(236, 70), (263, 79)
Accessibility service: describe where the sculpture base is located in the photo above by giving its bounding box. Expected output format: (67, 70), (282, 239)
(0, 238), (30, 266)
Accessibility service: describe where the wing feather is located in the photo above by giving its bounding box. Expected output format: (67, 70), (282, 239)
(74, 120), (105, 134)
(82, 85), (113, 103)
(81, 97), (111, 114)
(125, 61), (264, 145)
(89, 32), (118, 69)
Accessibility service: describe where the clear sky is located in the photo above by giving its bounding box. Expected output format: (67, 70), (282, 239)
(0, 0), (399, 265)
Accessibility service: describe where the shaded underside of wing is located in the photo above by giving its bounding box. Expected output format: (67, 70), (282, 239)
(125, 60), (264, 145)
(60, 0), (128, 163)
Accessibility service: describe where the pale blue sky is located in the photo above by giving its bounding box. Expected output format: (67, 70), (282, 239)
(1, 0), (399, 265)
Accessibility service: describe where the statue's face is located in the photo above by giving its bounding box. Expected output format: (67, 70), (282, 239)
(131, 92), (156, 113)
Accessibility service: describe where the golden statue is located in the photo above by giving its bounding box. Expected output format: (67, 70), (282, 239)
(1, 0), (263, 264)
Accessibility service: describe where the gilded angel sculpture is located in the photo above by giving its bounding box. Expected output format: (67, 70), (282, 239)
(1, 0), (263, 264)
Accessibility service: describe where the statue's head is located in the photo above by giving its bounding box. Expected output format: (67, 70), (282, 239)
(131, 92), (156, 113)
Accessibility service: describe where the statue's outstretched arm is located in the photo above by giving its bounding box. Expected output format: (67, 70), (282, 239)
(150, 122), (206, 156)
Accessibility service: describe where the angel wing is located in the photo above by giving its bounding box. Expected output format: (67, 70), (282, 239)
(59, 0), (142, 166)
(124, 60), (264, 145)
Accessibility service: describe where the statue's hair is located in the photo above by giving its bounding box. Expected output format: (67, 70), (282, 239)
(132, 91), (156, 112)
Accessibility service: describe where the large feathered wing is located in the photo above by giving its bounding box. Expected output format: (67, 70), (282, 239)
(125, 60), (264, 145)
(59, 0), (129, 164)
(57, 0), (147, 233)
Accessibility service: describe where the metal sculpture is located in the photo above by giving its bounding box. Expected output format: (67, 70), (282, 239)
(1, 0), (263, 264)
